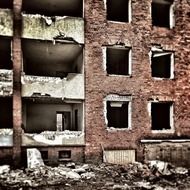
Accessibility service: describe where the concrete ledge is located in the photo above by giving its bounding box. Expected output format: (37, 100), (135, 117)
(141, 139), (190, 143)
(22, 131), (85, 146)
(21, 73), (84, 100)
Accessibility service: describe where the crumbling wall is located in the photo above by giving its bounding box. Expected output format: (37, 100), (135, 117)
(0, 70), (13, 96)
(0, 9), (13, 36)
(143, 141), (190, 167)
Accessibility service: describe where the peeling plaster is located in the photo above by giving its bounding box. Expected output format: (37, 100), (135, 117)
(0, 129), (13, 146)
(22, 131), (84, 146)
(21, 73), (84, 99)
(22, 13), (84, 44)
(0, 70), (13, 96)
(0, 9), (13, 37)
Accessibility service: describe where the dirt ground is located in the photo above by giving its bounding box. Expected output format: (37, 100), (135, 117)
(0, 161), (189, 190)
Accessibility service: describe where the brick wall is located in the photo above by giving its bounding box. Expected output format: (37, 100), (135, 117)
(84, 0), (190, 162)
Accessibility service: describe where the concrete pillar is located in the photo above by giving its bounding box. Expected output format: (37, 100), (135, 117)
(12, 0), (22, 167)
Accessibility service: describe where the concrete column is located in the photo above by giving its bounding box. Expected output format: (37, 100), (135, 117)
(12, 0), (22, 167)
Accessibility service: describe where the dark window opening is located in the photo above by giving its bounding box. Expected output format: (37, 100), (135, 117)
(74, 110), (78, 131)
(0, 0), (13, 9)
(107, 0), (129, 22)
(152, 0), (173, 28)
(59, 150), (71, 160)
(0, 97), (13, 128)
(22, 0), (83, 17)
(107, 101), (129, 128)
(0, 37), (12, 70)
(107, 47), (130, 76)
(40, 151), (48, 161)
(22, 39), (83, 78)
(151, 102), (172, 130)
(151, 53), (171, 78)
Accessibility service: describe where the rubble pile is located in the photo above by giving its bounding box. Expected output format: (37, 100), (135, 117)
(0, 161), (189, 190)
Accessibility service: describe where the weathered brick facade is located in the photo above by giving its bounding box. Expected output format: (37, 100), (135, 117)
(0, 0), (190, 166)
(84, 0), (190, 164)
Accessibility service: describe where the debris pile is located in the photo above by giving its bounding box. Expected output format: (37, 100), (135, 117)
(0, 160), (189, 189)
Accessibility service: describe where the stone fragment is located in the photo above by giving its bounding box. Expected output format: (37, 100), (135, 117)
(81, 172), (95, 179)
(72, 168), (86, 174)
(66, 171), (81, 179)
(27, 148), (45, 168)
(0, 165), (10, 174)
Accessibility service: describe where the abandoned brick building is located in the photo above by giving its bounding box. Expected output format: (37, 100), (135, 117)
(0, 0), (190, 167)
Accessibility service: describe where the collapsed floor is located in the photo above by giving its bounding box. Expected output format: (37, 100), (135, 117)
(0, 161), (189, 190)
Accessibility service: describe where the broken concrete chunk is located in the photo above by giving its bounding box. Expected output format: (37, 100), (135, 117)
(66, 162), (75, 169)
(148, 160), (171, 175)
(72, 168), (86, 174)
(27, 148), (44, 168)
(66, 171), (81, 179)
(81, 164), (89, 170)
(81, 172), (96, 179)
(112, 184), (130, 190)
(174, 167), (188, 175)
(0, 165), (10, 174)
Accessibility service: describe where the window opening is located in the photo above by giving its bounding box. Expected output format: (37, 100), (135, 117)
(107, 101), (129, 128)
(59, 150), (71, 160)
(151, 102), (173, 130)
(151, 51), (173, 78)
(106, 47), (131, 76)
(107, 0), (131, 22)
(152, 0), (174, 28)
(0, 0), (13, 9)
(0, 97), (13, 128)
(0, 37), (12, 70)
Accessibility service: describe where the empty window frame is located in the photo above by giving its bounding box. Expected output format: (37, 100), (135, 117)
(151, 102), (173, 131)
(151, 51), (174, 79)
(0, 37), (12, 70)
(107, 101), (130, 129)
(106, 47), (131, 76)
(0, 97), (13, 128)
(0, 0), (13, 9)
(107, 0), (131, 23)
(22, 0), (83, 17)
(152, 0), (174, 28)
(40, 151), (48, 161)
